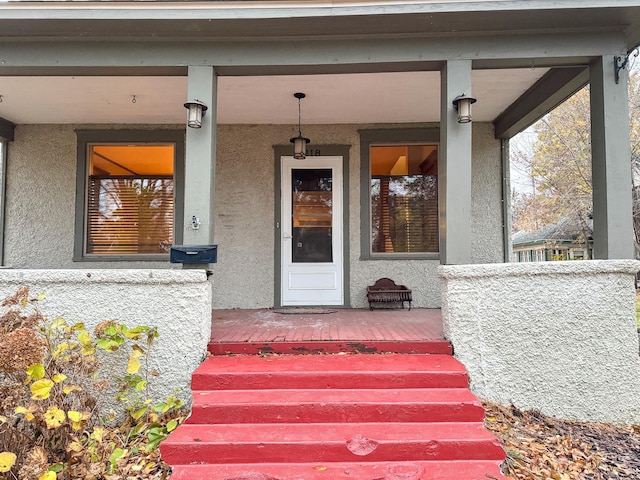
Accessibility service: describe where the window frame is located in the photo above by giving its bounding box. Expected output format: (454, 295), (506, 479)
(74, 129), (185, 262)
(359, 127), (440, 260)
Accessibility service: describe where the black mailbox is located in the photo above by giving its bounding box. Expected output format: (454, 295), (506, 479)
(170, 245), (218, 264)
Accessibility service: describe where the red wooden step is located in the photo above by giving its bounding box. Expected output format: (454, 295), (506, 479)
(191, 354), (469, 390)
(160, 422), (505, 464)
(209, 340), (453, 355)
(188, 388), (485, 424)
(168, 460), (509, 480)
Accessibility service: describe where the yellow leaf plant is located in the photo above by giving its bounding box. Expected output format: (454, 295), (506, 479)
(0, 287), (178, 479)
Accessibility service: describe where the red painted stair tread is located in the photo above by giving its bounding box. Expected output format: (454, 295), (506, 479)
(161, 422), (505, 463)
(191, 354), (470, 390)
(168, 460), (510, 480)
(209, 340), (453, 355)
(192, 370), (469, 390)
(193, 353), (465, 373)
(165, 421), (501, 443)
(190, 387), (480, 405)
(188, 388), (485, 424)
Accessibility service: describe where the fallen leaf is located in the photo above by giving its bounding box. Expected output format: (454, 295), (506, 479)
(0, 452), (16, 473)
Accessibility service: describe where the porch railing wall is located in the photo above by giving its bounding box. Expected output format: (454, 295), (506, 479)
(440, 260), (640, 424)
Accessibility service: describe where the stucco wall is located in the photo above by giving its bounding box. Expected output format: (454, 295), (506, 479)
(470, 123), (504, 264)
(7, 123), (503, 309)
(6, 125), (78, 268)
(440, 260), (640, 424)
(0, 269), (211, 407)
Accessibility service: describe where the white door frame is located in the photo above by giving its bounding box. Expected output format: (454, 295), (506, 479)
(280, 156), (344, 306)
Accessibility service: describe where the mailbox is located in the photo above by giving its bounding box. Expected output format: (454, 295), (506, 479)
(170, 245), (218, 264)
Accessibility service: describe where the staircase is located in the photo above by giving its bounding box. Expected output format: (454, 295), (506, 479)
(160, 351), (508, 480)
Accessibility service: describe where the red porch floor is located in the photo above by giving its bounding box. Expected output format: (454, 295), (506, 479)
(209, 308), (451, 355)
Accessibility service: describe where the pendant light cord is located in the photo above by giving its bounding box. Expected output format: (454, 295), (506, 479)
(297, 97), (303, 137)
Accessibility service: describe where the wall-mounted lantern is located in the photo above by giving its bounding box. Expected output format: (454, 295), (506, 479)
(184, 99), (208, 129)
(452, 94), (477, 124)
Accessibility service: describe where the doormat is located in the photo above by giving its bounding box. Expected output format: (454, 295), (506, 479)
(273, 308), (338, 315)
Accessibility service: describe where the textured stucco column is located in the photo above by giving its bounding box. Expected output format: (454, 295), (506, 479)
(440, 260), (640, 423)
(439, 60), (473, 265)
(0, 269), (211, 407)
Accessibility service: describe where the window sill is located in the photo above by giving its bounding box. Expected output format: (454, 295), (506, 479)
(360, 253), (441, 261)
(73, 255), (170, 263)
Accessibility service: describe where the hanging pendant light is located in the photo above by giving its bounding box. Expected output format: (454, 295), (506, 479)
(290, 92), (310, 159)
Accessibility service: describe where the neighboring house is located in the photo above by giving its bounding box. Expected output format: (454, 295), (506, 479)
(512, 219), (593, 262)
(1, 0), (640, 424)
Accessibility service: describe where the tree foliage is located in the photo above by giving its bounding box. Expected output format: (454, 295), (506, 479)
(512, 64), (640, 256)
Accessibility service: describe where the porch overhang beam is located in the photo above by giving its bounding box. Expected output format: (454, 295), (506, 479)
(1, 2), (640, 49)
(493, 67), (590, 139)
(0, 117), (15, 142)
(0, 66), (188, 77)
(0, 63), (443, 78)
(0, 32), (626, 71)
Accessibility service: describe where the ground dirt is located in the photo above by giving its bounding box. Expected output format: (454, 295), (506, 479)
(483, 401), (640, 480)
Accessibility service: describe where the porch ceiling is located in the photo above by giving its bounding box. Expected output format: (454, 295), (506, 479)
(4, 1), (636, 131)
(0, 69), (548, 126)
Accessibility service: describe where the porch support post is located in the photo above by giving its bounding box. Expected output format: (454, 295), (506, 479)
(183, 66), (217, 253)
(590, 56), (634, 259)
(439, 59), (473, 265)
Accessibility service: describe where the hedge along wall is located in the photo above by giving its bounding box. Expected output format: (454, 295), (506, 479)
(0, 269), (211, 407)
(440, 259), (640, 424)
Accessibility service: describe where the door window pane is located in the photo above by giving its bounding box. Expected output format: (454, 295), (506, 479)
(291, 168), (333, 263)
(370, 145), (438, 253)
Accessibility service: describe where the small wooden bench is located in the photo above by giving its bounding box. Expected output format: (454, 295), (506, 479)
(366, 278), (412, 311)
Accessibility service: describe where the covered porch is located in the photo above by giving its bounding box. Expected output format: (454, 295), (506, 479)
(0, 2), (638, 311)
(0, 0), (640, 426)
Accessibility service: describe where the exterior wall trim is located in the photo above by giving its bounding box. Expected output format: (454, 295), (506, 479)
(0, 139), (6, 266)
(358, 127), (440, 261)
(73, 129), (185, 262)
(501, 138), (511, 263)
(0, 32), (626, 73)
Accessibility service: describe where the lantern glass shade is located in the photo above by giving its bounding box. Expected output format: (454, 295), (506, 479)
(452, 95), (476, 124)
(184, 100), (208, 129)
(290, 135), (310, 159)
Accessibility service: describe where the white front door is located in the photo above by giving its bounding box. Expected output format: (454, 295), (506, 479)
(281, 156), (344, 306)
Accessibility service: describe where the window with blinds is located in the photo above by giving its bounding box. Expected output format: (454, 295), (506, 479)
(85, 144), (175, 256)
(370, 144), (439, 254)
